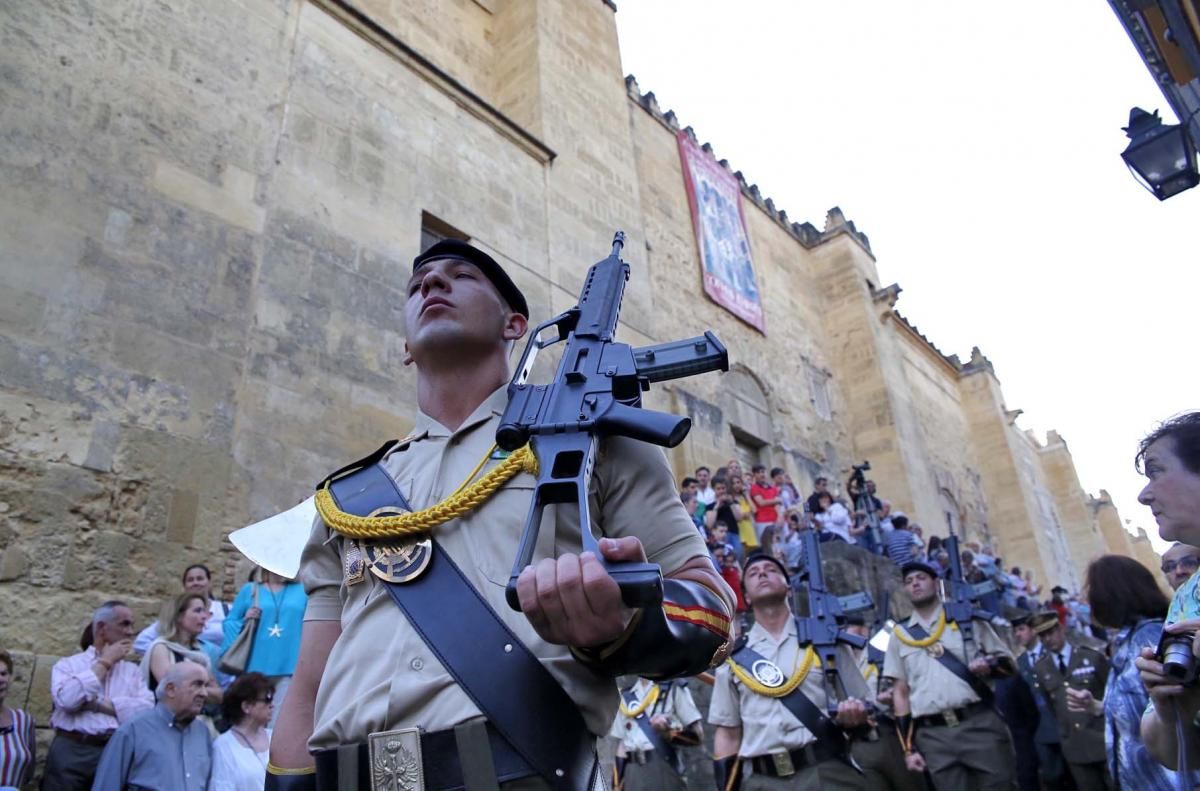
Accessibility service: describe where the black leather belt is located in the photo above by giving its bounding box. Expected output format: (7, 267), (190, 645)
(313, 722), (536, 791)
(54, 728), (113, 747)
(747, 739), (843, 777)
(913, 700), (992, 728)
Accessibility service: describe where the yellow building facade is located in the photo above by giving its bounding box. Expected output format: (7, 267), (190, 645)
(0, 0), (1155, 701)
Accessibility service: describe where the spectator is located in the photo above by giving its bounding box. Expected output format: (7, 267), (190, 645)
(749, 465), (782, 546)
(806, 476), (829, 514)
(724, 459), (743, 482)
(1134, 412), (1200, 770)
(729, 476), (759, 553)
(777, 509), (805, 574)
(210, 672), (274, 791)
(715, 547), (747, 616)
(695, 466), (716, 509)
(883, 515), (920, 565)
(0, 649), (35, 789)
(705, 520), (730, 565)
(1086, 555), (1197, 789)
(679, 476), (699, 498)
(141, 593), (222, 704)
(926, 534), (943, 557)
(42, 600), (154, 791)
(682, 491), (704, 534)
(877, 500), (894, 533)
(704, 476), (743, 560)
(1049, 587), (1069, 626)
(1023, 570), (1042, 600)
(908, 524), (926, 561)
(134, 564), (230, 654)
(812, 491), (856, 544)
(933, 550), (952, 577)
(221, 568), (306, 729)
(1160, 543), (1200, 591)
(91, 661), (213, 791)
(1008, 566), (1030, 610)
(773, 468), (798, 512)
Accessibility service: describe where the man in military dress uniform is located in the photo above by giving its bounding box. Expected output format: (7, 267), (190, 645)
(266, 240), (735, 791)
(1032, 616), (1110, 789)
(843, 615), (927, 791)
(709, 553), (870, 790)
(609, 678), (703, 790)
(885, 560), (1016, 791)
(1014, 613), (1071, 790)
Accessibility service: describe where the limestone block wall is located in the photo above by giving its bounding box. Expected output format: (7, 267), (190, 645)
(1037, 431), (1109, 581)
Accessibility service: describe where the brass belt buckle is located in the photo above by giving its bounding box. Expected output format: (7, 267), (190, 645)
(942, 708), (960, 728)
(771, 750), (796, 777)
(368, 726), (424, 791)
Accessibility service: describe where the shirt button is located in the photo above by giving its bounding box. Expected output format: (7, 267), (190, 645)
(411, 658), (424, 671)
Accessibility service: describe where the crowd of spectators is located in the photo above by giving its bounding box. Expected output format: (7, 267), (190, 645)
(0, 563), (305, 790)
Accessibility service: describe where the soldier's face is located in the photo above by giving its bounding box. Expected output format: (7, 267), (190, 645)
(1014, 623), (1037, 648)
(1041, 624), (1066, 653)
(404, 258), (525, 366)
(903, 571), (937, 606)
(744, 560), (788, 605)
(1139, 438), (1200, 544)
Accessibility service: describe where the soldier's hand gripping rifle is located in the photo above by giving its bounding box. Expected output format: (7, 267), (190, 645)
(499, 232), (728, 612)
(793, 527), (873, 715)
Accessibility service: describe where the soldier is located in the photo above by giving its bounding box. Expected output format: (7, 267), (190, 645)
(709, 552), (870, 790)
(884, 560), (1016, 791)
(1013, 612), (1071, 790)
(265, 240), (735, 790)
(1031, 616), (1110, 789)
(844, 614), (927, 791)
(609, 678), (703, 790)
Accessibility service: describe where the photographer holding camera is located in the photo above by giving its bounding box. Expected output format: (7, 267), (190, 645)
(1135, 413), (1200, 772)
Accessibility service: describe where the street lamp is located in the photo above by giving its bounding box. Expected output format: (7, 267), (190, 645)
(1121, 107), (1199, 200)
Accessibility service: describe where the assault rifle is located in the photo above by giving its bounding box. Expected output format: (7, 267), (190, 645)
(793, 526), (873, 714)
(941, 533), (995, 659)
(499, 232), (729, 611)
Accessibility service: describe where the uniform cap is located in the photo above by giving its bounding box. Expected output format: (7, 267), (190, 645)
(412, 239), (529, 318)
(900, 560), (940, 580)
(742, 552), (790, 585)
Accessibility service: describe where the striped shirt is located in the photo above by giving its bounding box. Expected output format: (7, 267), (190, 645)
(0, 707), (34, 787)
(884, 528), (920, 565)
(49, 647), (154, 734)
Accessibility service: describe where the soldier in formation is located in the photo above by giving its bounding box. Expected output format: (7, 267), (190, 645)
(609, 678), (703, 790)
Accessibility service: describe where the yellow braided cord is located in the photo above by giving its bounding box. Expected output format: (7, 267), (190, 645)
(618, 684), (660, 718)
(892, 610), (959, 648)
(315, 445), (538, 539)
(726, 645), (817, 698)
(863, 663), (878, 683)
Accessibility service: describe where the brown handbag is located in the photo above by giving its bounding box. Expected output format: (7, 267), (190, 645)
(218, 583), (258, 675)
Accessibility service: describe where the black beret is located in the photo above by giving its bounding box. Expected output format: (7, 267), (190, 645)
(900, 560), (940, 580)
(412, 239), (529, 318)
(742, 552), (790, 585)
(1010, 612), (1034, 628)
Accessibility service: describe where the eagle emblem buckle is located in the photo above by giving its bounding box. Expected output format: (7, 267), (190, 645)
(369, 727), (424, 791)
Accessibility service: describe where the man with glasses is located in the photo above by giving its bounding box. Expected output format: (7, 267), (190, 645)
(1160, 543), (1200, 591)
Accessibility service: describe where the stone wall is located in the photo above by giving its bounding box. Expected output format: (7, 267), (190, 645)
(0, 0), (1154, 780)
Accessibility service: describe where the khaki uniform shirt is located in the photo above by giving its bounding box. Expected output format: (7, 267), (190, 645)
(708, 619), (869, 757)
(608, 679), (702, 753)
(300, 387), (710, 749)
(882, 605), (1013, 718)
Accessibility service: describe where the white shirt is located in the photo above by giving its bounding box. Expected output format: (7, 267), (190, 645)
(697, 485), (716, 507)
(210, 727), (271, 791)
(1051, 642), (1073, 671)
(814, 502), (855, 544)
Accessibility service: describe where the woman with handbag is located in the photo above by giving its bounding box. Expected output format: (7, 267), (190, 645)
(221, 566), (306, 728)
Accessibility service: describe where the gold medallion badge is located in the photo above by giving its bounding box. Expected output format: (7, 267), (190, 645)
(360, 505), (433, 583)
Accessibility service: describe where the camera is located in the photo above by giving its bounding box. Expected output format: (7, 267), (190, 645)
(1157, 631), (1199, 686)
(852, 461), (871, 474)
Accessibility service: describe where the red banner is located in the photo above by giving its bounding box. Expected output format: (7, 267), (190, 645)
(677, 131), (765, 333)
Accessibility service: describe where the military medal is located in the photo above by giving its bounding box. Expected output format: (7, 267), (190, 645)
(344, 541), (366, 586)
(364, 536), (433, 583)
(926, 642), (945, 658)
(751, 659), (786, 688)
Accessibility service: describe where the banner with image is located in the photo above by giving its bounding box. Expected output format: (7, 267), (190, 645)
(677, 131), (765, 333)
